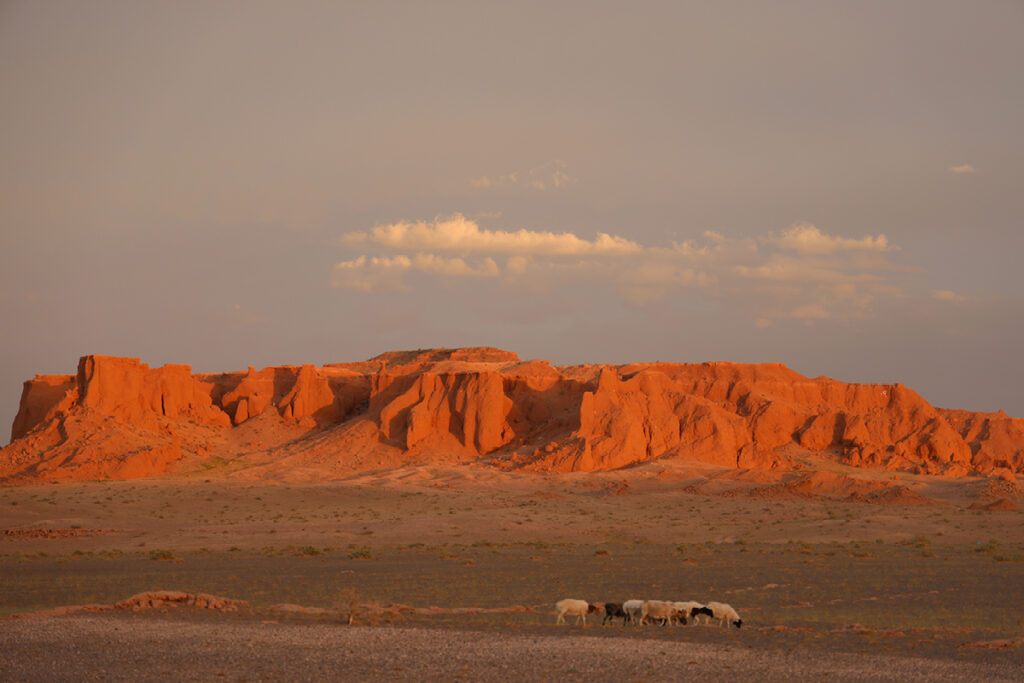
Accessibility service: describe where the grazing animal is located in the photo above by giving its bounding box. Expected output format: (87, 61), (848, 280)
(602, 602), (628, 626)
(691, 605), (715, 624)
(670, 601), (697, 625)
(640, 600), (683, 626)
(706, 601), (743, 628)
(622, 599), (644, 625)
(674, 601), (713, 625)
(555, 599), (600, 625)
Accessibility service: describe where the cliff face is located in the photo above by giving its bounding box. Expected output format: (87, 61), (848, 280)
(2, 348), (1022, 482)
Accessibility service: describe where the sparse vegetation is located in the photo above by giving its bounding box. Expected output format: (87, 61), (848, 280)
(347, 547), (373, 560)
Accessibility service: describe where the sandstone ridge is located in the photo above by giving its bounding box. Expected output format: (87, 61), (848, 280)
(2, 348), (1022, 482)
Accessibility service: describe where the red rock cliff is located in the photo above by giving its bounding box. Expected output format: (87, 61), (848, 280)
(2, 348), (1022, 482)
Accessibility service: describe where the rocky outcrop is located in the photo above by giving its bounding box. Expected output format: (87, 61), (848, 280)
(10, 374), (76, 442)
(76, 356), (231, 429)
(2, 348), (1022, 482)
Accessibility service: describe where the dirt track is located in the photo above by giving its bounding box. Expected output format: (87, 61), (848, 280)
(1, 611), (1021, 682)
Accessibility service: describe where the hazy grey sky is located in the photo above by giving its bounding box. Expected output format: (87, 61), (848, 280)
(2, 0), (1023, 436)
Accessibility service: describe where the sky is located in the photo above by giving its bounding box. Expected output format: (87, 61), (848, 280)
(2, 0), (1023, 438)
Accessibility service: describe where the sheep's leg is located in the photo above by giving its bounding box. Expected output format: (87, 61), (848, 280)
(556, 611), (565, 625)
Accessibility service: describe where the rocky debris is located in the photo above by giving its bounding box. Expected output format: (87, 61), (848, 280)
(858, 486), (940, 506)
(3, 347), (1023, 482)
(601, 480), (632, 496)
(968, 498), (1019, 511)
(115, 591), (247, 611)
(3, 528), (115, 539)
(6, 591), (247, 621)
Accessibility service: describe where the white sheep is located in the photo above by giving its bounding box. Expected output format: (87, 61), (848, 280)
(640, 600), (683, 626)
(673, 601), (714, 625)
(555, 598), (599, 625)
(705, 601), (743, 628)
(622, 599), (644, 625)
(667, 602), (700, 626)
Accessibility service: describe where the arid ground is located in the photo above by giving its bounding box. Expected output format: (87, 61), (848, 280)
(2, 462), (1023, 680)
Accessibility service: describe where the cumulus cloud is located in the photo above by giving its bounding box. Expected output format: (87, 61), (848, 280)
(331, 255), (412, 291)
(787, 304), (830, 320)
(948, 164), (976, 174)
(773, 223), (893, 255)
(931, 289), (966, 302)
(412, 253), (499, 278)
(469, 160), (577, 192)
(470, 172), (517, 189)
(334, 216), (932, 323)
(505, 255), (530, 276)
(344, 214), (641, 256)
(618, 263), (713, 305)
(331, 253), (499, 291)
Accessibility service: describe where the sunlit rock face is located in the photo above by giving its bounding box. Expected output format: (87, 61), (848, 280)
(3, 348), (1022, 482)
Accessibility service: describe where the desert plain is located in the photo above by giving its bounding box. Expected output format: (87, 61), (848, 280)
(1, 349), (1023, 680)
(2, 460), (1024, 681)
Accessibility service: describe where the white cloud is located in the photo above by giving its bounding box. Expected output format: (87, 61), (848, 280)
(330, 255), (412, 291)
(469, 161), (577, 192)
(773, 223), (893, 255)
(505, 255), (530, 276)
(787, 305), (830, 320)
(334, 217), (937, 324)
(948, 164), (976, 174)
(931, 289), (966, 302)
(734, 258), (885, 285)
(346, 214), (641, 256)
(618, 263), (711, 305)
(331, 253), (498, 291)
(412, 253), (499, 278)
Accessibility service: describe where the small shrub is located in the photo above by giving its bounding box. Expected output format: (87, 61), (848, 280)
(335, 587), (361, 625)
(335, 587), (384, 626)
(975, 540), (1000, 554)
(993, 553), (1024, 563)
(348, 547), (373, 560)
(901, 535), (930, 548)
(148, 550), (175, 561)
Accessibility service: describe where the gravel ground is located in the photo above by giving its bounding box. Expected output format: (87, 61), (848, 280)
(1, 612), (1020, 682)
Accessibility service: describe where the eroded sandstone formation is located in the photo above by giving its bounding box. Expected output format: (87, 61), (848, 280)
(2, 348), (1022, 482)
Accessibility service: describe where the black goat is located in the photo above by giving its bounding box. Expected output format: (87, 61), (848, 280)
(602, 602), (629, 626)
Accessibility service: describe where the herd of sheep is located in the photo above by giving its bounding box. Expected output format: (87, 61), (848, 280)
(555, 598), (742, 629)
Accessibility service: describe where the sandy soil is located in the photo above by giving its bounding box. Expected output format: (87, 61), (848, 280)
(1, 611), (1021, 682)
(1, 460), (1021, 555)
(1, 463), (1022, 680)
